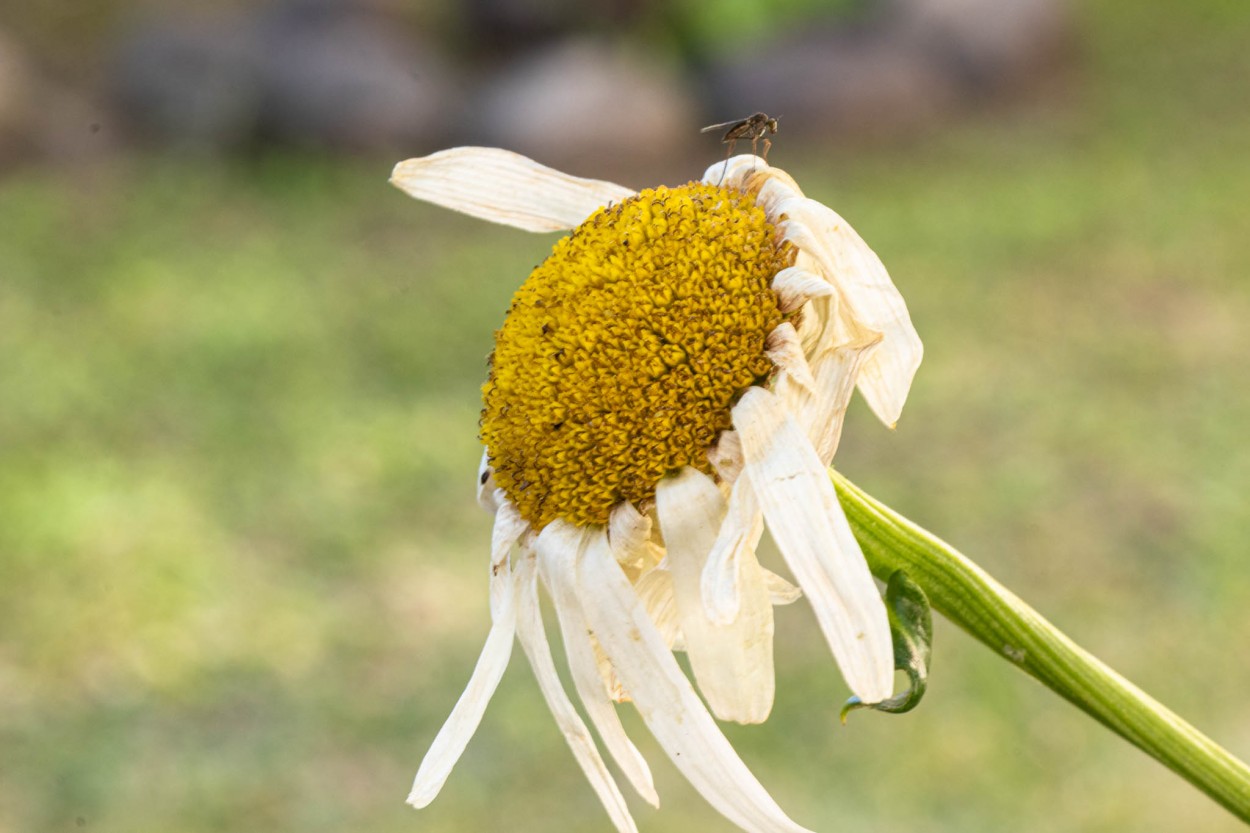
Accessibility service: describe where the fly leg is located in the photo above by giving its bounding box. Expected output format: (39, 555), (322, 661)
(716, 138), (737, 186)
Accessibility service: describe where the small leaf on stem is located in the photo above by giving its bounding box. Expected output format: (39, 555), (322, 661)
(841, 570), (932, 721)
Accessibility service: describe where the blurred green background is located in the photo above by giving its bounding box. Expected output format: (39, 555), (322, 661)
(2, 1), (1250, 831)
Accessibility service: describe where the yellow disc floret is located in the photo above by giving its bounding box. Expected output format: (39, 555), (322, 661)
(481, 182), (792, 529)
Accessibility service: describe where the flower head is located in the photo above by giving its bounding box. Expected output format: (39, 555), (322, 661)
(392, 147), (922, 832)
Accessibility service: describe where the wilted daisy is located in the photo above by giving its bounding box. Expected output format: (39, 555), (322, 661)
(393, 147), (922, 832)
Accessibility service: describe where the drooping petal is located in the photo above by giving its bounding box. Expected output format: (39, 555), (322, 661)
(609, 501), (661, 577)
(657, 468), (776, 724)
(773, 325), (879, 466)
(408, 538), (518, 808)
(566, 529), (815, 833)
(791, 301), (825, 358)
(765, 322), (816, 394)
(609, 501), (652, 555)
(592, 632), (631, 701)
(707, 430), (744, 484)
(776, 198), (922, 428)
(512, 548), (639, 833)
(391, 147), (636, 233)
(743, 165), (804, 204)
(770, 248), (884, 466)
(476, 449), (501, 514)
(771, 265), (834, 313)
(752, 171), (805, 215)
(489, 500), (529, 621)
(633, 563), (684, 652)
(733, 387), (894, 704)
(701, 476), (764, 625)
(763, 570), (803, 605)
(537, 526), (660, 808)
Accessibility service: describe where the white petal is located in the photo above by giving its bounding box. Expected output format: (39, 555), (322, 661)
(701, 476), (763, 625)
(570, 532), (814, 833)
(707, 430), (744, 484)
(408, 551), (517, 807)
(608, 501), (660, 576)
(537, 530), (661, 808)
(476, 449), (501, 513)
(763, 570), (803, 605)
(391, 147), (636, 233)
(750, 166), (800, 201)
(633, 564), (684, 652)
(609, 502), (651, 553)
(770, 251), (883, 466)
(751, 168), (806, 211)
(787, 251), (849, 356)
(773, 332), (877, 466)
(778, 198), (922, 427)
(512, 548), (639, 833)
(657, 469), (776, 724)
(701, 153), (770, 189)
(733, 387), (894, 704)
(765, 322), (816, 394)
(489, 501), (529, 621)
(771, 265), (834, 313)
(792, 302), (824, 357)
(592, 632), (632, 701)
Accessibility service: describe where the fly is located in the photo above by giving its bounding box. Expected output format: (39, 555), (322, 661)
(701, 112), (779, 184)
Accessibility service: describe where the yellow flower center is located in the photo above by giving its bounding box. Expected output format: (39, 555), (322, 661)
(481, 182), (791, 529)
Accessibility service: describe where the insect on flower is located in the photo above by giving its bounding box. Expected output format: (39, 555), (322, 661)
(702, 112), (780, 183)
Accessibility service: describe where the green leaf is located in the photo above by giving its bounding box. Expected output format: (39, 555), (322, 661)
(841, 569), (933, 721)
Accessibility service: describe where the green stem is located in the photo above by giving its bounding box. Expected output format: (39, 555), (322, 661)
(832, 470), (1250, 824)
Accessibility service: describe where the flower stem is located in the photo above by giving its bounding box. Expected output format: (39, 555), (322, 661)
(832, 470), (1250, 824)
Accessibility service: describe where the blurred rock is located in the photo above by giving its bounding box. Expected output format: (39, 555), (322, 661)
(894, 0), (1071, 94)
(252, 0), (456, 152)
(705, 24), (962, 140)
(704, 0), (1071, 140)
(0, 27), (116, 169)
(470, 39), (697, 173)
(111, 0), (456, 153)
(462, 0), (585, 55)
(113, 17), (259, 150)
(0, 28), (38, 162)
(462, 0), (645, 59)
(32, 87), (119, 164)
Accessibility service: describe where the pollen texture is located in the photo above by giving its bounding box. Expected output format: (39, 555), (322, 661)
(481, 183), (791, 529)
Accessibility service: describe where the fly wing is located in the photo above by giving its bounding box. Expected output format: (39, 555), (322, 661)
(701, 119), (742, 134)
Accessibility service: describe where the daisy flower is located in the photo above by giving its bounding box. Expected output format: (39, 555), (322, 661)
(392, 147), (923, 833)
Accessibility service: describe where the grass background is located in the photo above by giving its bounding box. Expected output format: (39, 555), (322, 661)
(2, 1), (1249, 830)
